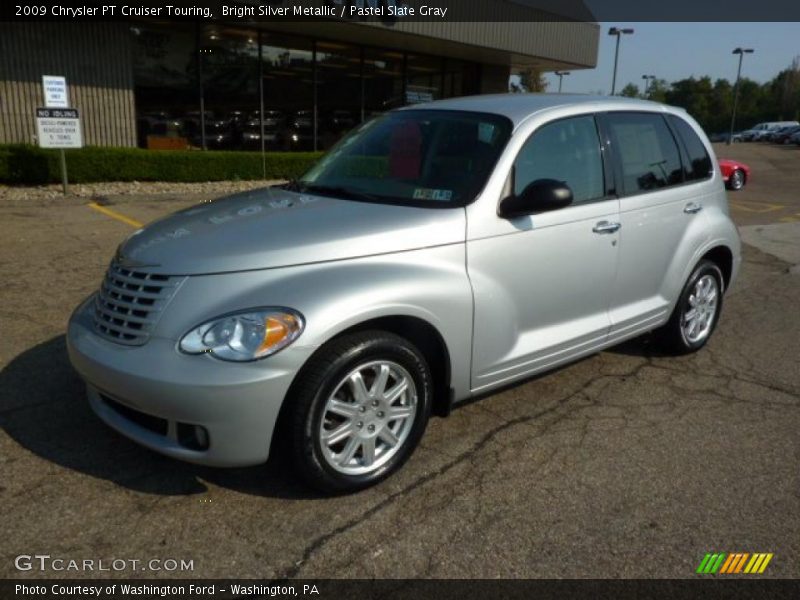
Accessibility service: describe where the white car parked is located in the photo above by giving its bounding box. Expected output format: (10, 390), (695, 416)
(740, 121), (800, 142)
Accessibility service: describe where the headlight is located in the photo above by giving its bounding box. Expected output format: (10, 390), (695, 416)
(179, 308), (304, 362)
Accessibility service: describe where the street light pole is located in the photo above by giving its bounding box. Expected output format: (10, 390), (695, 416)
(554, 71), (571, 93)
(608, 27), (634, 95)
(728, 47), (754, 145)
(642, 74), (655, 97)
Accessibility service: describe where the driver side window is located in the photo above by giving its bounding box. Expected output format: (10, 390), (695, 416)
(514, 115), (605, 205)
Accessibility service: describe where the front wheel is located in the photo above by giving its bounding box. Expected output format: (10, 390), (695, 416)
(658, 260), (724, 354)
(288, 331), (432, 493)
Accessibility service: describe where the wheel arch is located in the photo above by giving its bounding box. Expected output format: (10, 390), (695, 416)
(699, 245), (734, 292)
(326, 315), (453, 418)
(270, 313), (454, 459)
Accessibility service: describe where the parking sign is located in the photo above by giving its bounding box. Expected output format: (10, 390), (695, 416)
(42, 75), (69, 108)
(35, 108), (83, 148)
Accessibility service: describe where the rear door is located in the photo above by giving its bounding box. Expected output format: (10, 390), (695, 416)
(601, 111), (710, 341)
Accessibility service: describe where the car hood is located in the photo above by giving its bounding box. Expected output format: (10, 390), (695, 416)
(116, 187), (465, 275)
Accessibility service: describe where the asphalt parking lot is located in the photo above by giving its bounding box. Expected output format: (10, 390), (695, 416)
(712, 141), (800, 225)
(1, 143), (798, 579)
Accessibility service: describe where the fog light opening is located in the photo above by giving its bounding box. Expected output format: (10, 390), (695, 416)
(177, 423), (210, 451)
(194, 425), (209, 449)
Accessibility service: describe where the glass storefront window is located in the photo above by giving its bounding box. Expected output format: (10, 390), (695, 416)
(259, 33), (314, 151)
(131, 21), (197, 149)
(444, 58), (480, 99)
(316, 41), (362, 150)
(363, 48), (404, 117)
(130, 23), (481, 153)
(405, 54), (443, 105)
(198, 25), (259, 150)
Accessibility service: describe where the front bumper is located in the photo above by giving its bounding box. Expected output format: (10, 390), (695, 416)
(67, 297), (313, 467)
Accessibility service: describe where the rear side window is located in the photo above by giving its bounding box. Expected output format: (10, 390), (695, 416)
(669, 115), (712, 181)
(514, 115), (605, 205)
(605, 112), (683, 195)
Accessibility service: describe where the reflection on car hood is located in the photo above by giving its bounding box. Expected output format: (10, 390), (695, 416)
(117, 187), (465, 275)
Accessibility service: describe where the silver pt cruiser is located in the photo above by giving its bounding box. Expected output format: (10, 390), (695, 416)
(68, 95), (741, 492)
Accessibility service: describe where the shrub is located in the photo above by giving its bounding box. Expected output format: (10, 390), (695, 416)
(0, 145), (323, 185)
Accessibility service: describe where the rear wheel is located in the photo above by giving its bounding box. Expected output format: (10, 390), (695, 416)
(289, 331), (432, 493)
(659, 260), (724, 354)
(727, 168), (745, 191)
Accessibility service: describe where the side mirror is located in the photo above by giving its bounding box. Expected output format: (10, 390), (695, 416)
(499, 179), (573, 218)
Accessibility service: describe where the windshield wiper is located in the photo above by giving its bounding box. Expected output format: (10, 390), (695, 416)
(295, 184), (383, 203)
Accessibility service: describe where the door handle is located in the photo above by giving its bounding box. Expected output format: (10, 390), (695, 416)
(684, 202), (703, 214)
(593, 221), (621, 234)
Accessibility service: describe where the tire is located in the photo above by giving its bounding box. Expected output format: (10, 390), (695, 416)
(658, 260), (724, 355)
(288, 330), (432, 493)
(727, 169), (745, 191)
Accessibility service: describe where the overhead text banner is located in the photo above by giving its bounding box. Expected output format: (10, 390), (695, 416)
(3, 0), (800, 22)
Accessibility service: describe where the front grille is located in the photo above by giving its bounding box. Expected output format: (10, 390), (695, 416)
(93, 263), (184, 345)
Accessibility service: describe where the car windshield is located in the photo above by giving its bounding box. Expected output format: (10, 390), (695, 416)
(294, 110), (512, 207)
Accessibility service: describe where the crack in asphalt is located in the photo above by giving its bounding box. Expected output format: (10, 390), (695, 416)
(278, 346), (799, 578)
(278, 360), (661, 579)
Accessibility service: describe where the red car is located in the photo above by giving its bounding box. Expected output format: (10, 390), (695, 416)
(718, 159), (750, 191)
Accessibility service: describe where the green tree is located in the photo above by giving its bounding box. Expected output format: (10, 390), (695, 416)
(733, 78), (765, 130)
(645, 78), (669, 103)
(768, 56), (800, 120)
(665, 77), (714, 131)
(707, 79), (733, 133)
(619, 83), (640, 98)
(510, 67), (548, 93)
(618, 58), (800, 134)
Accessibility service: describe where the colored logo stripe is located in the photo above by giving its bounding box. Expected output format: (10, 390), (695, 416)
(697, 553), (726, 574)
(745, 553), (773, 574)
(697, 552), (773, 574)
(720, 553), (749, 573)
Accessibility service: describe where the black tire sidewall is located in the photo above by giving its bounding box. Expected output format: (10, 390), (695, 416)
(297, 333), (432, 492)
(674, 261), (724, 352)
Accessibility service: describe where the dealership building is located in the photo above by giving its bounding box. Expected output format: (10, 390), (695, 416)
(0, 2), (598, 152)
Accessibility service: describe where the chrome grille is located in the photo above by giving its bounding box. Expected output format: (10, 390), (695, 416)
(93, 263), (184, 345)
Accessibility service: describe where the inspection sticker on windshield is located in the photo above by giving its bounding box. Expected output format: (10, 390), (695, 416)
(413, 188), (453, 202)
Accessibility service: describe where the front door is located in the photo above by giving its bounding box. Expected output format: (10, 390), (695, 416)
(468, 114), (620, 392)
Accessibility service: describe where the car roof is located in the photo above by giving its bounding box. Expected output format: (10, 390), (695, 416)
(399, 93), (675, 129)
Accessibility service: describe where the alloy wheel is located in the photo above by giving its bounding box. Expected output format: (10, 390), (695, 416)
(318, 360), (418, 476)
(730, 170), (745, 190)
(682, 274), (719, 344)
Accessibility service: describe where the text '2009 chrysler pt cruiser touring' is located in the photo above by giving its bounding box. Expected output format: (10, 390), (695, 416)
(68, 95), (741, 492)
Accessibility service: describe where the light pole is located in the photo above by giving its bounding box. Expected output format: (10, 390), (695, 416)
(608, 27), (634, 95)
(641, 74), (655, 97)
(554, 71), (571, 93)
(728, 47), (754, 145)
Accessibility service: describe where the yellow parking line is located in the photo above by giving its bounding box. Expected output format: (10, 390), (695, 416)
(729, 201), (785, 214)
(87, 202), (143, 228)
(779, 216), (800, 223)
